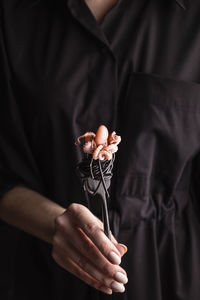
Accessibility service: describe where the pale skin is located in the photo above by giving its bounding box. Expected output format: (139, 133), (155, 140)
(0, 185), (128, 295)
(0, 0), (128, 295)
(84, 0), (118, 24)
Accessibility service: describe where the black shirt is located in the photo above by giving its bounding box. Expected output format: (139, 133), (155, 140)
(1, 0), (200, 299)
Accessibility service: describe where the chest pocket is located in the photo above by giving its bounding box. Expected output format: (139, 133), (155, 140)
(111, 72), (200, 226)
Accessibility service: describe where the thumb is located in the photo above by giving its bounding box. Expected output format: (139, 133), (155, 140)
(116, 244), (128, 257)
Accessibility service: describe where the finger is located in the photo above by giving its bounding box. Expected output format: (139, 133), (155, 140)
(110, 232), (118, 244)
(67, 204), (123, 265)
(110, 234), (128, 257)
(52, 249), (113, 295)
(115, 244), (128, 257)
(53, 233), (127, 289)
(77, 228), (127, 276)
(54, 220), (127, 279)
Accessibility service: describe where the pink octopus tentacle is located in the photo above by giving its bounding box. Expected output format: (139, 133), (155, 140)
(98, 150), (112, 161)
(91, 139), (97, 151)
(83, 141), (93, 154)
(75, 132), (96, 145)
(75, 126), (121, 160)
(104, 144), (118, 153)
(108, 131), (121, 145)
(84, 140), (97, 154)
(84, 132), (96, 142)
(93, 145), (103, 160)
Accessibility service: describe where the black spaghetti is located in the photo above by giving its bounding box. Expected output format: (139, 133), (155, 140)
(76, 153), (115, 240)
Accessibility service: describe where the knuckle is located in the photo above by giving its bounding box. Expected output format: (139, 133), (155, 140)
(94, 215), (103, 228)
(101, 243), (110, 256)
(67, 203), (80, 216)
(84, 222), (98, 235)
(101, 262), (112, 277)
(101, 276), (110, 286)
(55, 215), (65, 229)
(76, 257), (85, 270)
(102, 263), (110, 275)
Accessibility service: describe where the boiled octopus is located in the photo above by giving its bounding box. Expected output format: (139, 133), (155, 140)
(75, 125), (121, 160)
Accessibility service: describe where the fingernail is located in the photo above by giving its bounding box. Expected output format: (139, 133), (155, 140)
(108, 251), (121, 265)
(114, 272), (128, 284)
(118, 244), (128, 255)
(101, 287), (113, 295)
(110, 281), (125, 293)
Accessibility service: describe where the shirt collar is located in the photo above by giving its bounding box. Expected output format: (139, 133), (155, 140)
(30, 0), (189, 10)
(29, 0), (189, 52)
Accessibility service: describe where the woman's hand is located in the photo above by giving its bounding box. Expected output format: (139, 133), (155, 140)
(52, 203), (128, 295)
(0, 186), (127, 295)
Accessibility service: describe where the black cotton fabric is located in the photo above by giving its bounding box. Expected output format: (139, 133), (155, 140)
(1, 0), (200, 299)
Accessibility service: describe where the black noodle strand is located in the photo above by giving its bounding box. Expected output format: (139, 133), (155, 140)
(76, 153), (115, 240)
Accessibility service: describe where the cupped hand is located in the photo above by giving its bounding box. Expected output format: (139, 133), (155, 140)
(52, 203), (128, 295)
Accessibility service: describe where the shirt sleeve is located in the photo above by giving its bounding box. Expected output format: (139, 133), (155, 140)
(0, 15), (45, 201)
